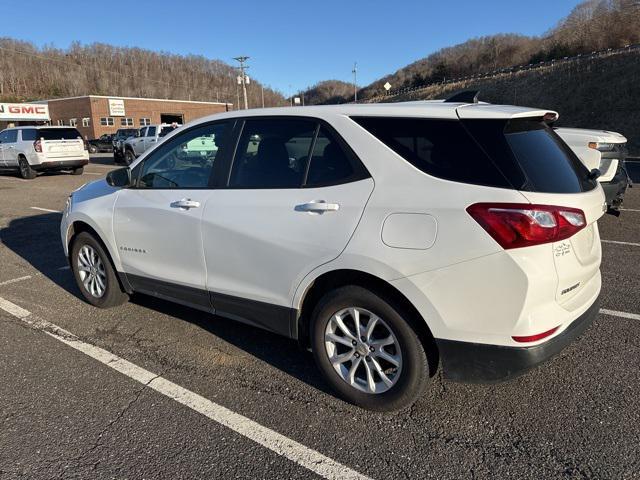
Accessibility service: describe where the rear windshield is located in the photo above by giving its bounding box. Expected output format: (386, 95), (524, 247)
(37, 128), (82, 141)
(159, 126), (177, 137)
(464, 119), (596, 193)
(352, 116), (596, 193)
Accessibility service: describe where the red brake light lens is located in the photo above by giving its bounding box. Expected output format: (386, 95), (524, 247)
(467, 203), (586, 249)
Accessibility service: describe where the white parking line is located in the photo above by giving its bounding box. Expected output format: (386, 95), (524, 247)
(0, 297), (371, 480)
(84, 172), (103, 176)
(620, 208), (640, 212)
(600, 309), (640, 321)
(30, 207), (61, 213)
(0, 275), (32, 287)
(601, 239), (640, 247)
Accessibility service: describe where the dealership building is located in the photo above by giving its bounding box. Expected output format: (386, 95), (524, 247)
(0, 96), (231, 139)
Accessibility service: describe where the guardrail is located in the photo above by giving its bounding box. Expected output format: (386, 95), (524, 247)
(362, 43), (640, 103)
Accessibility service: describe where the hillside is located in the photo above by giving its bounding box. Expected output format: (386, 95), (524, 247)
(304, 0), (640, 104)
(367, 47), (640, 154)
(0, 38), (285, 108)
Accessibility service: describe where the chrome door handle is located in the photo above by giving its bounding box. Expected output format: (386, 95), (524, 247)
(295, 200), (340, 214)
(170, 198), (201, 210)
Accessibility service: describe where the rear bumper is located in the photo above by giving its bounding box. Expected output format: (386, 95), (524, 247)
(436, 295), (600, 383)
(31, 159), (89, 171)
(601, 166), (628, 208)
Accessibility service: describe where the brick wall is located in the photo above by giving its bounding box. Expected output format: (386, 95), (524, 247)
(47, 97), (229, 140)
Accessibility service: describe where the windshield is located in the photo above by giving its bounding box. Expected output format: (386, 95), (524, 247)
(37, 128), (82, 140)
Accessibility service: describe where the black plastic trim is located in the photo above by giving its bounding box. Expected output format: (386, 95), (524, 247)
(121, 273), (297, 338)
(436, 295), (600, 383)
(31, 159), (88, 171)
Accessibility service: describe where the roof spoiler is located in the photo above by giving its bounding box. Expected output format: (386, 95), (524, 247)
(444, 90), (479, 104)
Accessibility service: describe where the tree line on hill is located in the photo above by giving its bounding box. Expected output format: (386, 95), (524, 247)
(303, 0), (640, 104)
(0, 39), (285, 108)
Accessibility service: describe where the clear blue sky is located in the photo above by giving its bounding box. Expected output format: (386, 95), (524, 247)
(1, 0), (582, 95)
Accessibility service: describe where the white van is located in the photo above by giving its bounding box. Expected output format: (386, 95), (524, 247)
(0, 126), (89, 179)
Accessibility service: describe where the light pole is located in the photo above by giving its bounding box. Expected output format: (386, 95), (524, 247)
(352, 62), (358, 103)
(234, 56), (250, 110)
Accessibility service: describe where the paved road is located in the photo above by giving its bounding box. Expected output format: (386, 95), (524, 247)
(1, 155), (639, 479)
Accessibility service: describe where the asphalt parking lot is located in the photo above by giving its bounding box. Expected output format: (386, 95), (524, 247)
(1, 155), (639, 479)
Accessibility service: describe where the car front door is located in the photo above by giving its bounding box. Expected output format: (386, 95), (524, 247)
(113, 120), (232, 311)
(3, 129), (19, 167)
(142, 126), (157, 153)
(0, 130), (8, 167)
(131, 127), (147, 156)
(201, 118), (373, 336)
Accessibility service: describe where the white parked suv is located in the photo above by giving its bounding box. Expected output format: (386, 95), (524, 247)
(555, 127), (629, 211)
(60, 101), (605, 411)
(0, 126), (88, 179)
(123, 123), (181, 164)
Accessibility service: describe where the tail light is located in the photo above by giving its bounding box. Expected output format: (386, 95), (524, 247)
(33, 140), (42, 153)
(512, 326), (559, 343)
(467, 203), (586, 249)
(83, 141), (88, 151)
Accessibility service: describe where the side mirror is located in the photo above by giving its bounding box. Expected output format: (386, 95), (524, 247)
(106, 167), (132, 187)
(587, 168), (601, 180)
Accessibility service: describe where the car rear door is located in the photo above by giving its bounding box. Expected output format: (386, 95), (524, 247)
(200, 117), (373, 336)
(3, 129), (19, 166)
(0, 130), (8, 167)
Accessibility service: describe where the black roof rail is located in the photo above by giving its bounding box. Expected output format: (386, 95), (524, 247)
(444, 90), (480, 103)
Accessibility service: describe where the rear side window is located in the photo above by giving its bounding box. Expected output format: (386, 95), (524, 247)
(229, 118), (317, 188)
(147, 126), (156, 137)
(464, 119), (596, 193)
(306, 127), (356, 187)
(352, 117), (511, 188)
(20, 129), (37, 141)
(37, 128), (82, 140)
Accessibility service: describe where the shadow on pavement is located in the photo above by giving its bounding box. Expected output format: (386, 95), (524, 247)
(2, 212), (329, 395)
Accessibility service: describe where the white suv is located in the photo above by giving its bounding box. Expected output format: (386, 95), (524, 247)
(555, 127), (629, 211)
(0, 126), (88, 179)
(60, 102), (605, 411)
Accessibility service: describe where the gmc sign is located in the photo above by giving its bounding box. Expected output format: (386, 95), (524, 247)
(0, 103), (50, 121)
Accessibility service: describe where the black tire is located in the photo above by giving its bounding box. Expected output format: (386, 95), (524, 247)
(124, 149), (136, 165)
(72, 167), (84, 175)
(18, 156), (36, 179)
(88, 144), (98, 154)
(310, 285), (430, 412)
(70, 231), (129, 308)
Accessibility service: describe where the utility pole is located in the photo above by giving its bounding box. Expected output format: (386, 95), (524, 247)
(261, 85), (265, 108)
(352, 62), (358, 103)
(234, 56), (250, 110)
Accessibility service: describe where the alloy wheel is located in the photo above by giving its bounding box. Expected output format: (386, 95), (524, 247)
(324, 307), (402, 394)
(77, 245), (107, 298)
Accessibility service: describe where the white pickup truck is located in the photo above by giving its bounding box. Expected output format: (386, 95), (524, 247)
(123, 123), (180, 164)
(555, 127), (630, 211)
(0, 126), (88, 179)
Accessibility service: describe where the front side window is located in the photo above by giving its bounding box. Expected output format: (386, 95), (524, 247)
(229, 118), (317, 188)
(5, 130), (17, 143)
(146, 126), (157, 137)
(136, 122), (230, 189)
